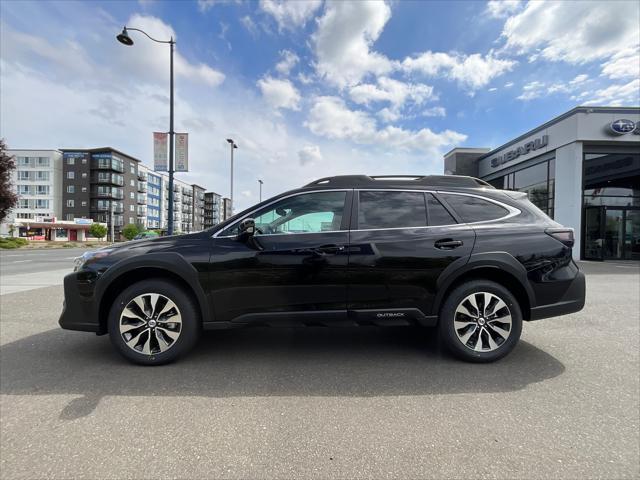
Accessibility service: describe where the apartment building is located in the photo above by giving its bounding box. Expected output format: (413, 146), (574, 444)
(3, 150), (63, 231)
(222, 197), (232, 221)
(144, 167), (163, 230)
(59, 147), (147, 237)
(204, 191), (222, 228)
(192, 185), (206, 231)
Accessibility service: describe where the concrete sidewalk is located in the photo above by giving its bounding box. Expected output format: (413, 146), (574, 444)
(0, 269), (71, 295)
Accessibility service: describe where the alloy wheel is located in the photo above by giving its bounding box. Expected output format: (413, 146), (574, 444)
(119, 293), (182, 355)
(453, 292), (512, 352)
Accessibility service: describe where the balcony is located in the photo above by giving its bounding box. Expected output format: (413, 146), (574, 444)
(92, 158), (124, 173)
(93, 173), (124, 186)
(137, 182), (147, 193)
(137, 206), (147, 217)
(138, 171), (148, 181)
(137, 194), (146, 205)
(92, 187), (124, 199)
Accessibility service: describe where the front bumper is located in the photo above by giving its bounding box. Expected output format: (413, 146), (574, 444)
(529, 270), (586, 321)
(58, 271), (102, 333)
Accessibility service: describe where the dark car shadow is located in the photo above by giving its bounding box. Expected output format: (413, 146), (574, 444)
(0, 327), (564, 420)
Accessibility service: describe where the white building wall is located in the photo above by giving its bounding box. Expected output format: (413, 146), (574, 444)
(553, 142), (584, 260)
(1, 150), (63, 236)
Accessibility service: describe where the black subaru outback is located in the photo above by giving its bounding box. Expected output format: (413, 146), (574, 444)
(60, 175), (585, 365)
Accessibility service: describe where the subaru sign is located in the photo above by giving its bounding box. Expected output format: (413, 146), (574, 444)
(609, 119), (636, 135)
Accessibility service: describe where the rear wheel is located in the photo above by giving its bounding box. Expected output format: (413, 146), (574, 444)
(439, 280), (522, 363)
(108, 279), (200, 365)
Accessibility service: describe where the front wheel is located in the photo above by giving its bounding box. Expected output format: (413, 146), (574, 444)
(439, 280), (522, 363)
(108, 279), (200, 365)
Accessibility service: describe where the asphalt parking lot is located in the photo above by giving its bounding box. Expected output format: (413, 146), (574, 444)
(0, 259), (638, 479)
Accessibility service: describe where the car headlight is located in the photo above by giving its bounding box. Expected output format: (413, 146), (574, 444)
(74, 248), (115, 271)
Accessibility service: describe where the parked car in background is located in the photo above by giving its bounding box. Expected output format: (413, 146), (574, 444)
(60, 175), (585, 365)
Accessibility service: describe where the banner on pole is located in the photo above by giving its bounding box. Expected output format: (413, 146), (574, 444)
(153, 132), (168, 172)
(175, 133), (189, 172)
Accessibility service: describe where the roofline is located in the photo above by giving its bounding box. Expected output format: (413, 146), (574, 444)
(477, 105), (640, 160)
(444, 147), (491, 158)
(191, 184), (206, 190)
(59, 147), (143, 163)
(7, 149), (62, 153)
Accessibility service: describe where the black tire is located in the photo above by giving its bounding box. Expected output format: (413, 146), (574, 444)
(108, 279), (200, 365)
(438, 280), (522, 363)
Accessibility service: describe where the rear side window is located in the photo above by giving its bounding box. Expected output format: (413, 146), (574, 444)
(358, 191), (427, 229)
(426, 194), (456, 226)
(440, 194), (510, 223)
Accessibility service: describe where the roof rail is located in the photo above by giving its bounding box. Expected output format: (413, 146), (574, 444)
(303, 175), (494, 189)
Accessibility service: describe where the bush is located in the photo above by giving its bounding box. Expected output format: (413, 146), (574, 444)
(0, 237), (28, 249)
(89, 223), (108, 240)
(121, 223), (141, 241)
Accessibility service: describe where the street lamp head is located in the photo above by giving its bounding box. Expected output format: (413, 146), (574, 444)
(226, 138), (238, 148)
(116, 27), (134, 46)
(258, 179), (263, 185)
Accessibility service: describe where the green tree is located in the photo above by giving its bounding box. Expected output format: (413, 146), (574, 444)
(121, 223), (140, 241)
(89, 223), (107, 240)
(0, 139), (18, 223)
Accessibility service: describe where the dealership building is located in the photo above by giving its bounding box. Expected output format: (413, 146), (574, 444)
(444, 106), (640, 261)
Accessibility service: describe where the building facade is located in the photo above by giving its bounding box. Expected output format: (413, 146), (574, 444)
(444, 106), (640, 261)
(2, 150), (63, 234)
(192, 185), (206, 231)
(204, 191), (222, 228)
(145, 167), (163, 230)
(222, 197), (232, 221)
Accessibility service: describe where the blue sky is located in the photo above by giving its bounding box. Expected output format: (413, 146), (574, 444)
(1, 0), (639, 210)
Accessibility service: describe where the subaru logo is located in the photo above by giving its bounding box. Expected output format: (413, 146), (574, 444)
(610, 119), (636, 135)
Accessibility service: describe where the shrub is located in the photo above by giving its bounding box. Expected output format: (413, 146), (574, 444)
(121, 223), (141, 241)
(89, 223), (107, 240)
(0, 237), (28, 249)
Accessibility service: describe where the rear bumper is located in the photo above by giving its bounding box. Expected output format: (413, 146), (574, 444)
(58, 272), (101, 333)
(529, 271), (586, 321)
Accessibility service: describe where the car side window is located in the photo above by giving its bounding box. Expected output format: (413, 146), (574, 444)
(426, 193), (457, 226)
(440, 193), (509, 223)
(221, 191), (347, 236)
(357, 191), (427, 229)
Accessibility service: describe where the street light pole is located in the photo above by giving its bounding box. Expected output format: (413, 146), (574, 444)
(226, 139), (238, 214)
(117, 26), (176, 235)
(258, 179), (263, 202)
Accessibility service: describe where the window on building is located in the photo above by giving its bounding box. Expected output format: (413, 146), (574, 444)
(67, 185), (75, 194)
(36, 199), (49, 209)
(36, 185), (49, 195)
(37, 157), (50, 167)
(82, 172), (87, 179)
(82, 158), (87, 164)
(427, 194), (457, 226)
(18, 171), (31, 181)
(18, 185), (31, 195)
(67, 199), (75, 207)
(440, 194), (509, 223)
(67, 157), (75, 165)
(35, 171), (49, 181)
(67, 171), (75, 179)
(82, 187), (87, 193)
(17, 157), (30, 167)
(19, 199), (29, 208)
(358, 191), (427, 229)
(131, 179), (135, 187)
(130, 192), (135, 199)
(81, 201), (87, 207)
(66, 214), (74, 221)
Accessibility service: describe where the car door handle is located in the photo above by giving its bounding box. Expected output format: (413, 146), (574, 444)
(434, 239), (464, 250)
(313, 244), (345, 255)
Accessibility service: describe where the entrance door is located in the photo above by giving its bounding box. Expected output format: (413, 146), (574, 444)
(603, 208), (624, 260)
(624, 210), (640, 260)
(584, 207), (603, 260)
(69, 229), (77, 241)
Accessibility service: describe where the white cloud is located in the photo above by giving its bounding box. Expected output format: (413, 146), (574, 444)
(488, 87), (498, 92)
(486, 0), (522, 18)
(259, 0), (323, 31)
(298, 145), (322, 166)
(240, 15), (259, 37)
(305, 96), (465, 154)
(582, 79), (640, 106)
(422, 106), (446, 117)
(570, 74), (589, 85)
(257, 76), (301, 110)
(349, 77), (435, 109)
(275, 49), (299, 75)
(312, 0), (394, 87)
(504, 81), (514, 88)
(516, 80), (545, 101)
(501, 1), (640, 64)
(402, 51), (515, 91)
(601, 47), (640, 80)
(197, 0), (241, 12)
(377, 107), (400, 123)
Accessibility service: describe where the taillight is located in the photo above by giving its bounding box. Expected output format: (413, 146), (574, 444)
(545, 228), (574, 248)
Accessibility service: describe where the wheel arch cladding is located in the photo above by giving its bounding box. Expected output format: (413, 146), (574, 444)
(97, 255), (209, 333)
(434, 255), (533, 321)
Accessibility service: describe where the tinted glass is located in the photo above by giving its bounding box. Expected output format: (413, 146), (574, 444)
(426, 194), (456, 226)
(222, 191), (346, 236)
(358, 191), (427, 229)
(441, 194), (509, 223)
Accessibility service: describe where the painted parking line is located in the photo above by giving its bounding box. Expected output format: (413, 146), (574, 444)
(0, 268), (70, 295)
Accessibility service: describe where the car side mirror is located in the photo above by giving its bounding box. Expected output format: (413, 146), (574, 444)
(237, 218), (256, 239)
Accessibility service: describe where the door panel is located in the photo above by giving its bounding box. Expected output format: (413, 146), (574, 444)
(347, 224), (475, 316)
(583, 207), (603, 260)
(604, 208), (624, 260)
(624, 210), (640, 260)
